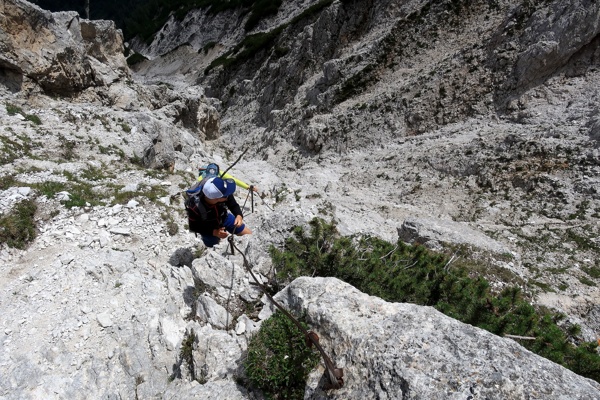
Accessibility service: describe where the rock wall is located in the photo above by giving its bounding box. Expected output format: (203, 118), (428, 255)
(129, 0), (600, 340)
(132, 0), (600, 154)
(0, 0), (129, 94)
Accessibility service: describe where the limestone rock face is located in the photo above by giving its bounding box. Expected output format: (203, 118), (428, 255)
(2, 0), (600, 398)
(398, 216), (511, 254)
(271, 277), (600, 399)
(131, 0), (600, 154)
(0, 0), (129, 94)
(513, 0), (600, 88)
(127, 0), (600, 337)
(130, 8), (247, 59)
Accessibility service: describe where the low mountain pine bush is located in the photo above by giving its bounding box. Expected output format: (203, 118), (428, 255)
(270, 218), (600, 383)
(245, 310), (319, 399)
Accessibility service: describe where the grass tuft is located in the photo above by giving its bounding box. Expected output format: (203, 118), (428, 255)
(0, 199), (37, 249)
(244, 310), (319, 399)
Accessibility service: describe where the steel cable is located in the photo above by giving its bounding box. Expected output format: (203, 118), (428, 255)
(227, 235), (344, 390)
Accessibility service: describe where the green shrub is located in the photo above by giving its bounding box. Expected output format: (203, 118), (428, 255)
(59, 137), (76, 161)
(5, 103), (41, 125)
(201, 41), (218, 53)
(0, 136), (32, 165)
(0, 175), (16, 190)
(25, 114), (42, 125)
(583, 266), (600, 279)
(5, 103), (22, 116)
(37, 181), (67, 198)
(270, 218), (600, 383)
(33, 181), (99, 208)
(80, 166), (107, 181)
(62, 188), (90, 208)
(180, 330), (196, 380)
(0, 199), (37, 249)
(245, 310), (319, 399)
(120, 122), (132, 133)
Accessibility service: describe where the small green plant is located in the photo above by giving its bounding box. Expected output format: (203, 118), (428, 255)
(177, 330), (197, 381)
(98, 145), (111, 154)
(37, 181), (65, 198)
(273, 184), (288, 204)
(0, 175), (17, 190)
(80, 166), (106, 181)
(32, 179), (99, 209)
(120, 123), (132, 133)
(566, 229), (597, 252)
(245, 310), (319, 399)
(94, 114), (111, 129)
(558, 283), (569, 291)
(194, 247), (206, 259)
(130, 154), (144, 167)
(202, 41), (217, 53)
(0, 136), (33, 165)
(59, 136), (76, 161)
(583, 266), (600, 279)
(6, 103), (22, 115)
(579, 276), (596, 287)
(5, 103), (42, 125)
(25, 114), (42, 125)
(145, 185), (169, 202)
(0, 199), (37, 249)
(111, 187), (137, 205)
(161, 212), (179, 236)
(568, 201), (590, 220)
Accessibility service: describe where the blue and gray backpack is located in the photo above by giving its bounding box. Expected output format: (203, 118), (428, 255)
(184, 163), (221, 234)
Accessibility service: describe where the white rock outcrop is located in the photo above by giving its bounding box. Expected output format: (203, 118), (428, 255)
(272, 277), (600, 399)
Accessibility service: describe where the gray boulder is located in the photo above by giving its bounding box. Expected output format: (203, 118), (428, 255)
(271, 277), (600, 399)
(398, 216), (510, 254)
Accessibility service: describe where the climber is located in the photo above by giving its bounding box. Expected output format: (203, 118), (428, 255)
(185, 176), (253, 247)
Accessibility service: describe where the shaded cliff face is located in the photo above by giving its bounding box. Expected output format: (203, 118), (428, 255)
(132, 0), (600, 152)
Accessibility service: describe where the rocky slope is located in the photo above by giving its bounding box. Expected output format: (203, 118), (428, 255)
(132, 0), (600, 336)
(1, 0), (600, 399)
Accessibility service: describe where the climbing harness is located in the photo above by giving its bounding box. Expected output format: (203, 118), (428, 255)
(227, 234), (344, 390)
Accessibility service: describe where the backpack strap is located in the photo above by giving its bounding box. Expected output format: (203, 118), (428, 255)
(185, 177), (211, 197)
